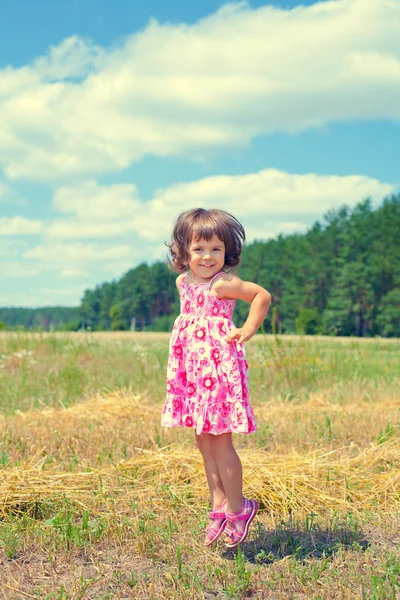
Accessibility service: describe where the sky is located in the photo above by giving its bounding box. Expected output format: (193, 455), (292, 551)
(0, 0), (399, 307)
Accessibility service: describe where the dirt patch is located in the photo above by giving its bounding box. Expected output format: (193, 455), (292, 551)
(0, 542), (159, 599)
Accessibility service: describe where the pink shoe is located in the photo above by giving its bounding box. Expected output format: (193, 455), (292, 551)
(204, 500), (227, 546)
(224, 498), (258, 548)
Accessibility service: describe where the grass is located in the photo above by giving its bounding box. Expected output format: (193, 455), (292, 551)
(0, 331), (399, 599)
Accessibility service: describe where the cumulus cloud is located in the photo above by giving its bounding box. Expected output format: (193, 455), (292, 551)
(32, 36), (105, 81)
(14, 168), (395, 272)
(2, 166), (396, 306)
(53, 180), (141, 220)
(0, 0), (399, 181)
(59, 268), (90, 278)
(147, 170), (396, 240)
(0, 216), (44, 235)
(23, 242), (136, 263)
(44, 168), (397, 243)
(0, 260), (41, 278)
(0, 239), (28, 258)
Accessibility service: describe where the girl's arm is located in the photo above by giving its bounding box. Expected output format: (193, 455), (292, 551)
(213, 275), (271, 344)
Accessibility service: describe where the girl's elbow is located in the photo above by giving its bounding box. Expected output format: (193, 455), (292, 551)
(263, 292), (272, 314)
(263, 290), (272, 305)
(253, 289), (271, 308)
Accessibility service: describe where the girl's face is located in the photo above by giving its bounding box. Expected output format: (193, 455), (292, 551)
(188, 235), (225, 282)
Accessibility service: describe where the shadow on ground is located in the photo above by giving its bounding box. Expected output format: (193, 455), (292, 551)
(221, 521), (370, 563)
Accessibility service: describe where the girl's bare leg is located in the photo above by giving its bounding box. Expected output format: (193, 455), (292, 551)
(195, 433), (226, 508)
(208, 433), (243, 514)
(208, 433), (245, 544)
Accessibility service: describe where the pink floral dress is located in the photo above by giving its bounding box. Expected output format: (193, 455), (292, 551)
(161, 272), (256, 435)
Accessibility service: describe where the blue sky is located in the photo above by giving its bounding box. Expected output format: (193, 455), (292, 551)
(0, 0), (399, 307)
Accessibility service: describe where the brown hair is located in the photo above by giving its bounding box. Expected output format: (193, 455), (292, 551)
(166, 208), (245, 273)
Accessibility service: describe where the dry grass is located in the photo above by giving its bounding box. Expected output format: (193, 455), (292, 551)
(1, 392), (399, 520)
(0, 334), (399, 599)
(2, 330), (400, 343)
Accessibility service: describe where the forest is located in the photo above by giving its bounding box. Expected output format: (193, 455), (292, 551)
(2, 195), (399, 337)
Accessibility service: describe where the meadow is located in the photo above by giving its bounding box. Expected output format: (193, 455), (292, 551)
(0, 331), (399, 599)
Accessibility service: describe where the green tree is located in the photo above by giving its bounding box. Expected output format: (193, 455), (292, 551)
(376, 289), (400, 337)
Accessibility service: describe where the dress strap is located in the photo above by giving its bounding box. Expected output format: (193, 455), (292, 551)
(178, 272), (190, 291)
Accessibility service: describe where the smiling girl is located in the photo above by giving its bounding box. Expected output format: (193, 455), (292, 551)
(161, 208), (271, 548)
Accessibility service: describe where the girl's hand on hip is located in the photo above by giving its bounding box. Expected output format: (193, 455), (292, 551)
(226, 327), (253, 344)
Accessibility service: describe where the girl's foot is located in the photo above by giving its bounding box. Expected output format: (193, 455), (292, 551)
(224, 498), (258, 548)
(204, 499), (227, 546)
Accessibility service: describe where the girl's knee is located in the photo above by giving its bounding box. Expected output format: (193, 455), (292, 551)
(209, 433), (234, 454)
(195, 432), (212, 455)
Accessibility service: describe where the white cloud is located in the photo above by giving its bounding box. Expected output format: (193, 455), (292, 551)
(140, 169), (397, 242)
(0, 0), (399, 181)
(32, 36), (105, 81)
(0, 261), (41, 278)
(0, 216), (44, 235)
(0, 239), (28, 258)
(19, 167), (393, 248)
(53, 180), (141, 220)
(59, 268), (90, 278)
(12, 168), (392, 277)
(23, 242), (135, 262)
(47, 219), (135, 238)
(1, 166), (396, 306)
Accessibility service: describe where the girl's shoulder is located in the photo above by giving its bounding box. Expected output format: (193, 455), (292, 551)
(210, 272), (237, 296)
(176, 272), (188, 290)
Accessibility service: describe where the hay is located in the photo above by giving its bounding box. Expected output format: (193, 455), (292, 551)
(0, 392), (399, 518)
(12, 390), (159, 422)
(0, 453), (99, 517)
(117, 441), (400, 514)
(0, 442), (398, 518)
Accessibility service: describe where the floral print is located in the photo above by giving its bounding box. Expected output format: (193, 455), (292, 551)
(161, 273), (256, 435)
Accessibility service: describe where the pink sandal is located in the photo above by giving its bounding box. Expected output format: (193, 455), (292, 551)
(204, 500), (227, 546)
(224, 498), (258, 548)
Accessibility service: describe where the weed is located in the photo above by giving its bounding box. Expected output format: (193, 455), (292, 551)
(0, 332), (399, 598)
(45, 503), (106, 550)
(0, 521), (21, 559)
(225, 545), (252, 599)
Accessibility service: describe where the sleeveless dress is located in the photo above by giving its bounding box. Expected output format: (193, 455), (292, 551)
(161, 272), (256, 435)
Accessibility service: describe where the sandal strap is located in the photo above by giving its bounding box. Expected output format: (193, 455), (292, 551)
(224, 525), (236, 537)
(208, 500), (227, 520)
(206, 518), (226, 532)
(208, 509), (226, 519)
(226, 512), (250, 522)
(225, 498), (254, 522)
(224, 524), (241, 544)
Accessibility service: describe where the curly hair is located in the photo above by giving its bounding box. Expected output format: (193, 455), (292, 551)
(166, 208), (245, 273)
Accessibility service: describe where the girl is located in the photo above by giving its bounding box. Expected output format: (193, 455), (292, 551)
(161, 208), (271, 548)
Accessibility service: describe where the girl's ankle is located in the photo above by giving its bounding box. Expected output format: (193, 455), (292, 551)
(226, 497), (244, 515)
(213, 498), (227, 510)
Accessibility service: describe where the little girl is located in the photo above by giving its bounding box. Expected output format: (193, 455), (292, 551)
(161, 208), (271, 548)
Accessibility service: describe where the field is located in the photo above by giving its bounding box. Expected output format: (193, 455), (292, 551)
(0, 332), (399, 600)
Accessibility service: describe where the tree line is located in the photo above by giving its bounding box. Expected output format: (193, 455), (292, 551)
(1, 195), (399, 337)
(0, 306), (80, 331)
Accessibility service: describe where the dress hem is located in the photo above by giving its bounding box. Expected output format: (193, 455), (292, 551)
(161, 422), (256, 435)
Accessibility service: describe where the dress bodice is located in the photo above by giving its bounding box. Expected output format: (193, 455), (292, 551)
(179, 277), (236, 321)
(162, 271), (256, 436)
